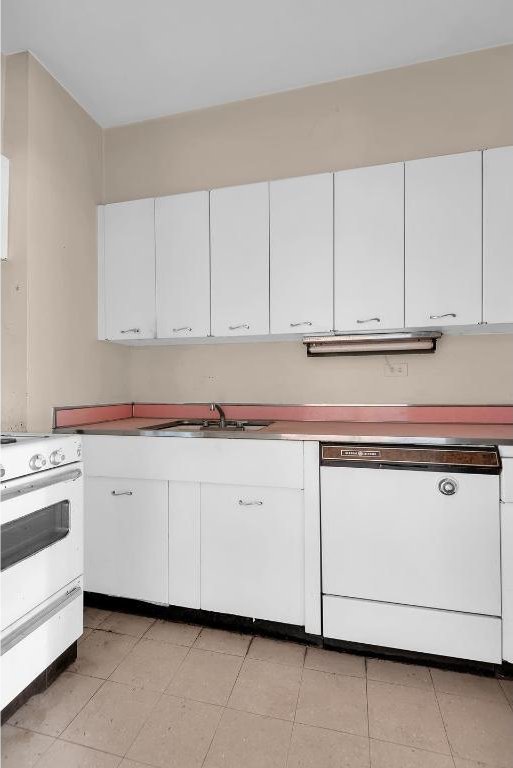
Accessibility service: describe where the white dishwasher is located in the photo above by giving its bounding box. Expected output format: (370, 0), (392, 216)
(320, 444), (502, 663)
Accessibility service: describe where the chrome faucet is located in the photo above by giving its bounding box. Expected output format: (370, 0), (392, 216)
(209, 402), (227, 429)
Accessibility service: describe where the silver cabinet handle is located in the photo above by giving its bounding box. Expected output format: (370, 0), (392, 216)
(238, 499), (263, 506)
(172, 326), (192, 333)
(111, 490), (133, 496)
(429, 313), (456, 320)
(290, 321), (312, 327)
(229, 323), (250, 330)
(120, 328), (140, 334)
(356, 317), (381, 324)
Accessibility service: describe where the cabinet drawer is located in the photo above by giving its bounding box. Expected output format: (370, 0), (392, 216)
(201, 484), (304, 625)
(323, 595), (501, 663)
(83, 436), (304, 489)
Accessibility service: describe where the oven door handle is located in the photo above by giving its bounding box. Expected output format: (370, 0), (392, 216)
(1, 584), (82, 655)
(1, 468), (82, 502)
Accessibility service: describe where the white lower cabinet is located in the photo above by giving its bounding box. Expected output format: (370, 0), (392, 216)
(84, 477), (168, 604)
(200, 484), (304, 625)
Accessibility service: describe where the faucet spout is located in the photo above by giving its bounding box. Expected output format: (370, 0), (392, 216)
(209, 402), (227, 429)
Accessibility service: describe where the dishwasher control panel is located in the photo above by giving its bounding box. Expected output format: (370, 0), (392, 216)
(320, 444), (501, 473)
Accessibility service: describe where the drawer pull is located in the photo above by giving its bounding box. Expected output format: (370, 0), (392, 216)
(229, 323), (250, 331)
(238, 499), (263, 506)
(290, 321), (312, 327)
(172, 326), (192, 333)
(429, 313), (456, 320)
(120, 328), (141, 334)
(111, 490), (133, 496)
(356, 317), (380, 324)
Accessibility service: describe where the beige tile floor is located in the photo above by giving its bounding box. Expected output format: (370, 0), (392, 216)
(2, 607), (513, 768)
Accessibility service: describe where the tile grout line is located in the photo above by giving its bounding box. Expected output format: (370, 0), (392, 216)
(429, 668), (457, 768)
(497, 679), (513, 712)
(121, 688), (170, 762)
(123, 630), (200, 762)
(8, 671), (106, 740)
(284, 648), (306, 766)
(199, 631), (253, 768)
(4, 725), (56, 768)
(364, 657), (372, 766)
(61, 618), (188, 761)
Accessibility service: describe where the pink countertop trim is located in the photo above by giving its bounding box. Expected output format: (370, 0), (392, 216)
(54, 403), (133, 428)
(54, 402), (513, 429)
(131, 403), (513, 425)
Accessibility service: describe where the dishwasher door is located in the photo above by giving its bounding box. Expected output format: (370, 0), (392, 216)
(321, 464), (501, 616)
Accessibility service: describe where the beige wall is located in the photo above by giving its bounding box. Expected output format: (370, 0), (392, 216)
(1, 54), (131, 431)
(1, 54), (29, 429)
(105, 45), (513, 405)
(2, 47), (513, 428)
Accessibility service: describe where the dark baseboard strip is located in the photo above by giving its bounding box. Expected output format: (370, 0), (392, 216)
(84, 591), (321, 646)
(84, 592), (513, 680)
(323, 637), (508, 677)
(1, 641), (77, 724)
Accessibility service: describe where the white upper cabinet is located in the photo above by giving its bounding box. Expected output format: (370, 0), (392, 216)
(270, 173), (333, 334)
(155, 192), (210, 339)
(405, 151), (482, 328)
(100, 199), (156, 340)
(210, 182), (269, 336)
(483, 145), (513, 324)
(334, 163), (404, 332)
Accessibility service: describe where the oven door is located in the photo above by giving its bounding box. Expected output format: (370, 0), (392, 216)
(1, 463), (83, 630)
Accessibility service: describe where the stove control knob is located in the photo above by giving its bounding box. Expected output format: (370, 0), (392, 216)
(438, 477), (458, 496)
(49, 449), (65, 466)
(29, 453), (47, 471)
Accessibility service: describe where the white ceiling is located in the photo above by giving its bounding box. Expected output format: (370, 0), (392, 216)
(2, 0), (513, 127)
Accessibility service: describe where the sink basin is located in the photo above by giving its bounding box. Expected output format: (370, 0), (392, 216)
(140, 419), (272, 434)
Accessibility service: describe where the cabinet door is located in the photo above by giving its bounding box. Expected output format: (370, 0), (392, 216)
(210, 182), (269, 336)
(201, 484), (304, 625)
(334, 163), (404, 331)
(84, 477), (168, 604)
(101, 199), (156, 340)
(156, 192), (210, 338)
(484, 146), (513, 324)
(270, 173), (333, 334)
(405, 152), (482, 327)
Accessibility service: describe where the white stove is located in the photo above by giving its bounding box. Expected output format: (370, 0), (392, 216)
(1, 433), (84, 711)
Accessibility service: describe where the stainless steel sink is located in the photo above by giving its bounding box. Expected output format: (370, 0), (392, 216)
(140, 419), (273, 435)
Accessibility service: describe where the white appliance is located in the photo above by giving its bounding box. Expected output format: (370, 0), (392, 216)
(320, 443), (502, 663)
(1, 433), (83, 710)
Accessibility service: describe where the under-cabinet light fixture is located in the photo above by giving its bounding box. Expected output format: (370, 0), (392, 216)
(302, 332), (442, 357)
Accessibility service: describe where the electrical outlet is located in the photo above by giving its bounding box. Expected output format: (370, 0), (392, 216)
(384, 361), (408, 377)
